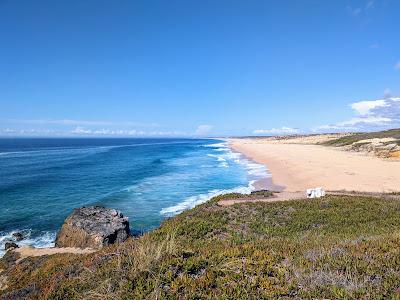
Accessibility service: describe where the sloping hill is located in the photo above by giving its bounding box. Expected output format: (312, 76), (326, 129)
(321, 129), (400, 158)
(2, 193), (400, 299)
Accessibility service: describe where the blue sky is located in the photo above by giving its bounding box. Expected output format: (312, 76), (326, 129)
(1, 0), (399, 137)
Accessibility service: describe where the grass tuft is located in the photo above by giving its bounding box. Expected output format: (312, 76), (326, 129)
(2, 194), (400, 299)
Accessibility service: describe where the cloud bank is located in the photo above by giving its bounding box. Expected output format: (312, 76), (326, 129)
(69, 127), (185, 137)
(253, 127), (299, 135)
(314, 97), (400, 132)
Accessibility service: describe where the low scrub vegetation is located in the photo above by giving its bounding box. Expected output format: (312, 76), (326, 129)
(321, 128), (400, 147)
(2, 194), (400, 299)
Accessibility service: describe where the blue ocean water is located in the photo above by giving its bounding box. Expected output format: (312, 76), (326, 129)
(0, 138), (268, 256)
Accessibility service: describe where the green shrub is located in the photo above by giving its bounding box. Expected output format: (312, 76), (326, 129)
(2, 194), (400, 299)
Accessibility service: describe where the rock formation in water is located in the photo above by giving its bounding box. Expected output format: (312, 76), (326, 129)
(4, 242), (18, 251)
(55, 206), (130, 249)
(12, 232), (24, 241)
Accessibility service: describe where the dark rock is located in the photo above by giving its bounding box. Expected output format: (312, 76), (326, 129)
(4, 242), (18, 251)
(55, 206), (130, 249)
(12, 232), (24, 241)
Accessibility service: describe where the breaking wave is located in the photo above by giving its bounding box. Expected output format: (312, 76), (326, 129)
(0, 230), (56, 257)
(160, 184), (253, 217)
(161, 141), (270, 217)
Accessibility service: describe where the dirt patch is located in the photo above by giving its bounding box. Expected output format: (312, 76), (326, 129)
(14, 246), (95, 263)
(389, 150), (400, 158)
(218, 191), (306, 206)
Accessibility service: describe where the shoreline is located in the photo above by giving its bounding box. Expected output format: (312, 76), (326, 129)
(228, 138), (400, 193)
(0, 139), (270, 257)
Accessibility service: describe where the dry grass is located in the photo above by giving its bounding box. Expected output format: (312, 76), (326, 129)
(2, 194), (400, 299)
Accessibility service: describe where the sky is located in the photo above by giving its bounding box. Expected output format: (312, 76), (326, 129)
(1, 0), (399, 137)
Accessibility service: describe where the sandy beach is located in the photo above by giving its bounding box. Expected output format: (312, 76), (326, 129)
(229, 138), (400, 193)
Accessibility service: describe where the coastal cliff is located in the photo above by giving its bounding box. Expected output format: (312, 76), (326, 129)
(2, 192), (400, 299)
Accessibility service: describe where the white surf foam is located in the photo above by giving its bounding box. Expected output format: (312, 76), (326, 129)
(0, 229), (56, 257)
(160, 142), (271, 217)
(160, 185), (253, 217)
(206, 142), (270, 181)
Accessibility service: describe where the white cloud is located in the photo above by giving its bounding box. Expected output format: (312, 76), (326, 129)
(69, 127), (186, 137)
(312, 124), (356, 132)
(350, 99), (388, 115)
(3, 128), (17, 133)
(253, 127), (299, 135)
(195, 125), (214, 135)
(338, 116), (391, 126)
(0, 128), (55, 136)
(314, 97), (400, 132)
(395, 62), (400, 71)
(71, 126), (93, 134)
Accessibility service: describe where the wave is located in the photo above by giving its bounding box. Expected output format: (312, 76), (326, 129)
(202, 142), (227, 148)
(160, 184), (253, 217)
(234, 156), (270, 179)
(206, 142), (270, 180)
(160, 142), (271, 217)
(0, 229), (56, 257)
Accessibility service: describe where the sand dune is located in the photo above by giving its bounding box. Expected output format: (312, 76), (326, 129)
(229, 138), (400, 193)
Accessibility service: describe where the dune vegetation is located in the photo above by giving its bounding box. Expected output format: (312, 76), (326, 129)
(321, 128), (400, 146)
(2, 193), (400, 299)
(320, 128), (400, 157)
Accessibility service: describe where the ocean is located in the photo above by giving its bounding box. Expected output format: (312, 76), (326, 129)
(0, 138), (269, 256)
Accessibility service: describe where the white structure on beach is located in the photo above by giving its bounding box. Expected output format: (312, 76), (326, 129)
(306, 187), (326, 198)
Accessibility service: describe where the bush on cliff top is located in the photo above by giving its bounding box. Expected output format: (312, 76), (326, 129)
(2, 194), (400, 299)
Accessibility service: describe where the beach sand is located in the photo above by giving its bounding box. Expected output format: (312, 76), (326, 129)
(229, 138), (400, 193)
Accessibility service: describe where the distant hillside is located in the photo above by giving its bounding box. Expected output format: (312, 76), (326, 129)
(2, 193), (400, 299)
(246, 129), (400, 158)
(321, 128), (400, 158)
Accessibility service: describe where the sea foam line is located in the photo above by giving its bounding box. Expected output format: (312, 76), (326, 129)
(160, 185), (253, 217)
(0, 230), (56, 258)
(160, 141), (270, 217)
(205, 141), (270, 180)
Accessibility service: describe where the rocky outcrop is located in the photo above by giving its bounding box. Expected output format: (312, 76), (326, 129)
(55, 206), (130, 249)
(12, 232), (24, 241)
(4, 242), (18, 251)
